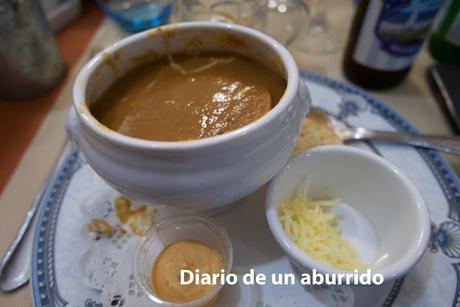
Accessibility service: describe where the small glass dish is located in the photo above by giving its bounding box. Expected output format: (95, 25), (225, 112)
(133, 214), (233, 306)
(95, 0), (172, 32)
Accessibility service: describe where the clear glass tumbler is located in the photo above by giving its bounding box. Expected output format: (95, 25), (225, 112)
(173, 0), (267, 31)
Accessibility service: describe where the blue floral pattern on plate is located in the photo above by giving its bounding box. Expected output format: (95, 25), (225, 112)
(31, 71), (460, 306)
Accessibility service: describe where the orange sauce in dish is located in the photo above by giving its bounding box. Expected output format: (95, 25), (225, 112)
(151, 240), (223, 303)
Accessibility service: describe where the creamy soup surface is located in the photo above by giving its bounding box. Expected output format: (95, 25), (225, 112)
(91, 52), (286, 141)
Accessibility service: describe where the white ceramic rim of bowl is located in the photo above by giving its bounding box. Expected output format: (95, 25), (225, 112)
(133, 214), (234, 306)
(266, 145), (431, 281)
(72, 21), (299, 151)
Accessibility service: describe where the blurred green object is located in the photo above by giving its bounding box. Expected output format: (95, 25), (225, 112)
(429, 0), (460, 65)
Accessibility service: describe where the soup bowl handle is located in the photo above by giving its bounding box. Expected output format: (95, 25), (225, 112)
(65, 107), (81, 147)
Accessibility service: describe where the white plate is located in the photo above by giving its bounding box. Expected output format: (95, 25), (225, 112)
(31, 71), (460, 307)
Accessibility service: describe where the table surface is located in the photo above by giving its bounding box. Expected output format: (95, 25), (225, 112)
(0, 1), (457, 305)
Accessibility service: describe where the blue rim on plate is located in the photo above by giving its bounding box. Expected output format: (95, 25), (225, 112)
(31, 70), (460, 306)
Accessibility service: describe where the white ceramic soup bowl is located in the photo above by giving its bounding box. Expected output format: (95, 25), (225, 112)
(66, 22), (309, 210)
(266, 145), (430, 282)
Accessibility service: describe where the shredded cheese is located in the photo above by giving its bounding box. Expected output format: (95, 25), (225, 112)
(278, 182), (366, 271)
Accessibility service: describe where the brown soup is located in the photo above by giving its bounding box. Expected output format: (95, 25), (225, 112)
(91, 52), (286, 141)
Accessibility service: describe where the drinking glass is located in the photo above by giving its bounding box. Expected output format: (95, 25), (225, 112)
(173, 0), (267, 31)
(95, 0), (173, 32)
(264, 0), (310, 46)
(294, 0), (340, 54)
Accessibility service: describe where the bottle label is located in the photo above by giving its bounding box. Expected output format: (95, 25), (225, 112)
(353, 0), (443, 71)
(446, 12), (460, 47)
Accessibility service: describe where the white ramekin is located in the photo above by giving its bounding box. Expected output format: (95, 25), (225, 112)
(266, 145), (431, 282)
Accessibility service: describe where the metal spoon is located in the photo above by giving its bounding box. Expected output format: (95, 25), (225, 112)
(0, 139), (69, 292)
(0, 184), (45, 292)
(337, 126), (460, 155)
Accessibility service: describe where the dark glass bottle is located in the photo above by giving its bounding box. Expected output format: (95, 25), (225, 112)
(343, 0), (444, 90)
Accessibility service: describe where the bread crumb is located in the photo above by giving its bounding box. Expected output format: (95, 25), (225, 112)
(293, 108), (342, 155)
(85, 218), (117, 238)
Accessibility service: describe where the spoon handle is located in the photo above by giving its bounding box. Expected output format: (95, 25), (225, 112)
(340, 128), (460, 155)
(0, 184), (45, 292)
(0, 139), (69, 292)
(398, 133), (460, 155)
